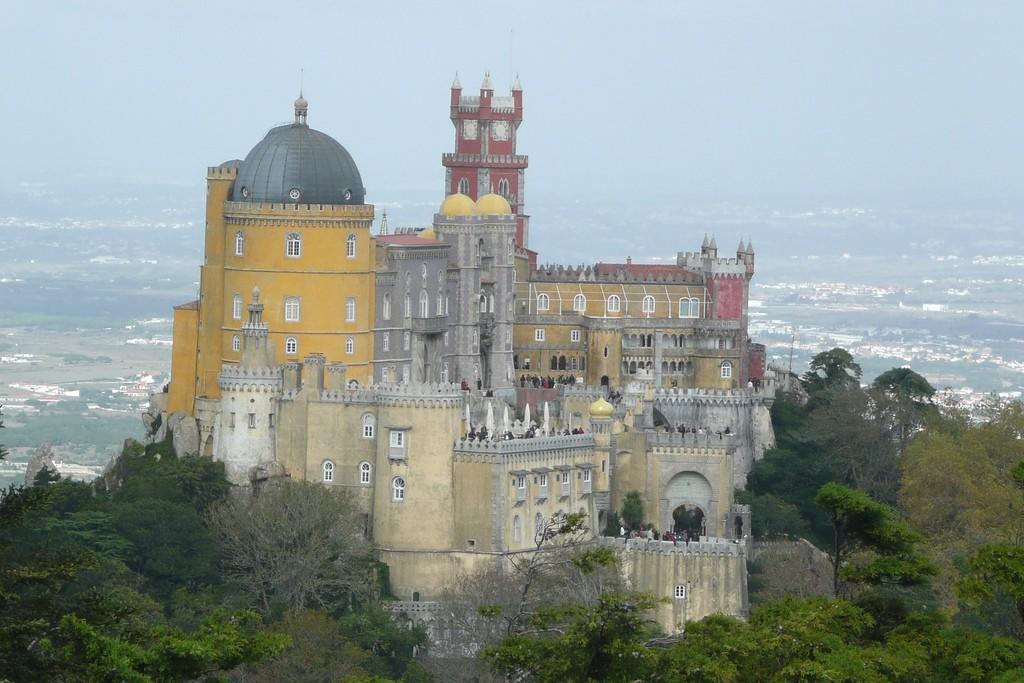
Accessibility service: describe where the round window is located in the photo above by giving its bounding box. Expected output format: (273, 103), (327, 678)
(344, 189), (352, 200)
(288, 188), (301, 201)
(240, 186), (250, 198)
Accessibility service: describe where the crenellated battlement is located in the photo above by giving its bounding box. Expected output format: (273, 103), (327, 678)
(530, 263), (702, 284)
(599, 535), (747, 557)
(645, 431), (736, 450)
(207, 166), (238, 180)
(453, 433), (595, 466)
(654, 385), (774, 406)
(218, 365), (283, 392)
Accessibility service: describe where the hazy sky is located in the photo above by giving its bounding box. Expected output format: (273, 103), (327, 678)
(4, 1), (1022, 202)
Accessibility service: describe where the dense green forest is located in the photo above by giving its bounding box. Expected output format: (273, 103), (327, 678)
(2, 348), (1023, 681)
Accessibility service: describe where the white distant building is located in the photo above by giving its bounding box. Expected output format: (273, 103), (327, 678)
(922, 303), (947, 312)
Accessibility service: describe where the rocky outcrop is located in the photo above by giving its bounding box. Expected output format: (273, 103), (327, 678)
(169, 411), (200, 456)
(142, 393), (169, 444)
(23, 442), (57, 486)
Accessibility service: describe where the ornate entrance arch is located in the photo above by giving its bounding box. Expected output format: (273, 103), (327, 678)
(661, 471), (713, 534)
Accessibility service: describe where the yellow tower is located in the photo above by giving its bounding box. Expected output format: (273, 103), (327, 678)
(169, 95), (376, 415)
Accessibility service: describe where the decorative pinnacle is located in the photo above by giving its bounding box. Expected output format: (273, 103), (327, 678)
(512, 73), (522, 91)
(452, 71), (461, 89)
(481, 71), (493, 90)
(737, 239), (746, 254)
(701, 233), (710, 249)
(709, 236), (717, 250)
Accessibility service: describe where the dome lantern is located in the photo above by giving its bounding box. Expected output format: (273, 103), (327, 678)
(294, 91), (309, 125)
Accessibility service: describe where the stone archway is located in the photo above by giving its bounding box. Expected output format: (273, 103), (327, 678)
(673, 505), (705, 539)
(662, 471), (713, 535)
(202, 434), (214, 457)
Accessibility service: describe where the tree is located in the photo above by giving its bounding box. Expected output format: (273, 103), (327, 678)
(208, 480), (376, 615)
(815, 482), (935, 596)
(871, 367), (937, 450)
(621, 490), (644, 531)
(956, 460), (1024, 637)
(801, 347), (862, 396)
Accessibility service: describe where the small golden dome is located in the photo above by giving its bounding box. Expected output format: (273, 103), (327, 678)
(419, 227), (437, 240)
(439, 193), (477, 217)
(589, 397), (614, 418)
(476, 192), (512, 215)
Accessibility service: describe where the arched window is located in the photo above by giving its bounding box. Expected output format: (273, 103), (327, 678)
(607, 295), (621, 313)
(382, 333), (390, 352)
(232, 294), (243, 320)
(642, 295), (656, 314)
(285, 337), (298, 355)
(392, 476), (405, 501)
(419, 289), (429, 317)
(537, 293), (550, 311)
(572, 293), (586, 312)
(346, 234), (357, 258)
(382, 293), (391, 320)
(512, 514), (522, 541)
(286, 232), (302, 258)
(403, 331), (410, 350)
(231, 335), (240, 352)
(362, 414), (375, 438)
(458, 177), (469, 194)
(437, 291), (444, 316)
(345, 337), (355, 355)
(345, 297), (356, 322)
(441, 362), (449, 383)
(234, 231), (245, 256)
(322, 460), (334, 482)
(404, 294), (411, 318)
(679, 298), (700, 318)
(498, 177), (510, 197)
(720, 360), (733, 379)
(359, 461), (372, 484)
(534, 512), (544, 538)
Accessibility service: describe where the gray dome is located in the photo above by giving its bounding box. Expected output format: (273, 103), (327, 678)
(232, 123), (365, 205)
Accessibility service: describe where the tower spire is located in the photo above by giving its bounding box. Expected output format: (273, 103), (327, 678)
(380, 209), (389, 235)
(294, 81), (308, 126)
(452, 71), (461, 89)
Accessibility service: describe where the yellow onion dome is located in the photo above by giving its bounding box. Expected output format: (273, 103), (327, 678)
(439, 193), (477, 217)
(419, 227), (437, 240)
(475, 192), (512, 215)
(589, 396), (614, 418)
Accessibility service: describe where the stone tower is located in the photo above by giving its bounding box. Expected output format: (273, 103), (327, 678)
(443, 72), (529, 248)
(215, 288), (282, 485)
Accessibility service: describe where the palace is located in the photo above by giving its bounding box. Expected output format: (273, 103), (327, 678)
(161, 74), (776, 635)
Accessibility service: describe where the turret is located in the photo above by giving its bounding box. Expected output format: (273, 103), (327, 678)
(480, 71), (493, 113)
(512, 73), (523, 111)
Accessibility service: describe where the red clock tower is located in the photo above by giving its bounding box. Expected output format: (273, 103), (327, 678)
(442, 72), (530, 248)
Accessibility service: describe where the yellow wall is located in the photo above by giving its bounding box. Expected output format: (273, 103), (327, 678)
(167, 305), (199, 414)
(196, 167), (235, 401)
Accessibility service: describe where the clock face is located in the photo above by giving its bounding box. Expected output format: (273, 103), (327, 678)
(492, 120), (510, 141)
(463, 119), (478, 140)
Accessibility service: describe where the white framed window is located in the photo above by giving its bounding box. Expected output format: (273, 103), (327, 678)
(285, 337), (298, 355)
(390, 431), (405, 448)
(322, 460), (334, 482)
(443, 331), (449, 346)
(404, 294), (411, 318)
(232, 335), (240, 352)
(607, 295), (621, 313)
(572, 293), (586, 312)
(515, 475), (526, 489)
(445, 296), (450, 315)
(679, 297), (700, 318)
(534, 328), (545, 342)
(571, 357), (578, 371)
(362, 414), (375, 438)
(537, 293), (550, 311)
(247, 413), (256, 429)
(720, 360), (733, 379)
(359, 461), (372, 484)
(382, 333), (390, 352)
(642, 295), (656, 314)
(512, 514), (522, 541)
(674, 584), (687, 600)
(286, 232), (302, 258)
(232, 294), (243, 320)
(539, 473), (548, 488)
(583, 469), (592, 483)
(382, 293), (391, 320)
(234, 231), (245, 256)
(498, 177), (511, 197)
(570, 329), (581, 343)
(392, 476), (405, 501)
(402, 365), (410, 383)
(345, 337), (355, 355)
(284, 297), (300, 322)
(458, 177), (469, 194)
(346, 233), (357, 258)
(419, 289), (429, 317)
(345, 297), (356, 322)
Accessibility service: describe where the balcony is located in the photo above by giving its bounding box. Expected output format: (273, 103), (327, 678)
(582, 480), (592, 495)
(516, 487), (527, 502)
(410, 315), (447, 336)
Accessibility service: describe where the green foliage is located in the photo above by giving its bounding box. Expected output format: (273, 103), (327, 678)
(735, 491), (810, 539)
(815, 482), (935, 595)
(801, 347), (862, 396)
(621, 490), (644, 531)
(873, 367), (936, 400)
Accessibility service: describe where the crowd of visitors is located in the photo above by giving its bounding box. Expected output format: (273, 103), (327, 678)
(519, 374), (579, 388)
